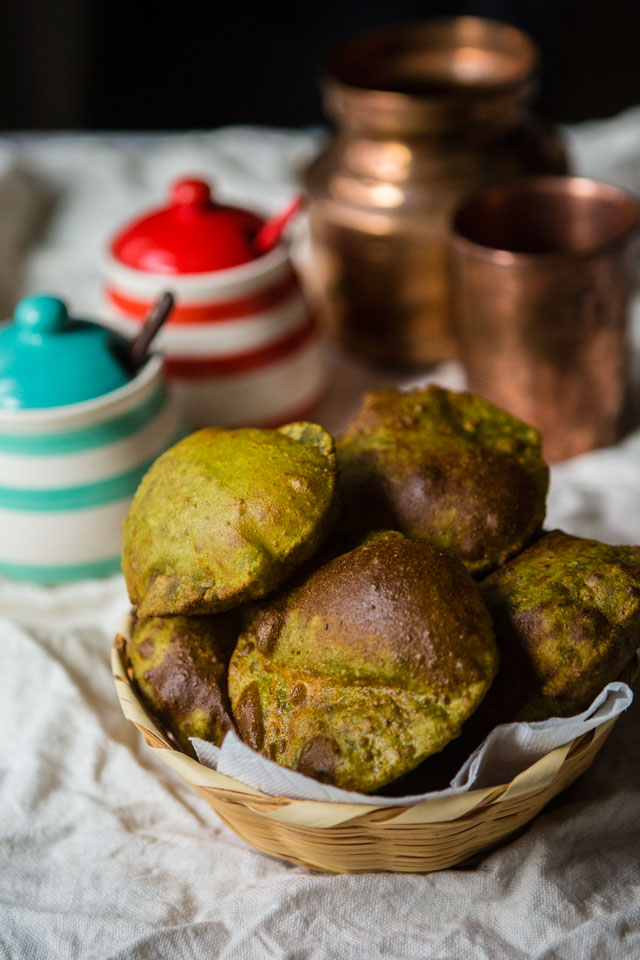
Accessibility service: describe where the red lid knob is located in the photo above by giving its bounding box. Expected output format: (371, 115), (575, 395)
(171, 178), (212, 209)
(110, 177), (265, 275)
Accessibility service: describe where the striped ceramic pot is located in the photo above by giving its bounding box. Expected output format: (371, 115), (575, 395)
(103, 244), (325, 429)
(103, 177), (326, 430)
(0, 355), (182, 582)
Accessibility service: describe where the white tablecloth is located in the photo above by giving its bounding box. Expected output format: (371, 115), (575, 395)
(2, 112), (640, 960)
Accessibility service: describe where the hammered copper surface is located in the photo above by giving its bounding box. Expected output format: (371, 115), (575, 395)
(452, 177), (640, 461)
(304, 17), (568, 368)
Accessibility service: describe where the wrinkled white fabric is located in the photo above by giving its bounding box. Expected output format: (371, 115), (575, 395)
(2, 113), (640, 960)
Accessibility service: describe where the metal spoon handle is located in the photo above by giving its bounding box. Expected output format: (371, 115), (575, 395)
(128, 291), (174, 370)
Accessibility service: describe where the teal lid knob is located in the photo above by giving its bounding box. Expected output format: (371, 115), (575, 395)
(0, 294), (132, 410)
(14, 295), (70, 336)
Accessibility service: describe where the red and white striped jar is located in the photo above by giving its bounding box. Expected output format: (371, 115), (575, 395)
(103, 178), (325, 429)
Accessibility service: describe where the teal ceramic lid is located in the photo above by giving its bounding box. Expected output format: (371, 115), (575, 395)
(0, 295), (131, 410)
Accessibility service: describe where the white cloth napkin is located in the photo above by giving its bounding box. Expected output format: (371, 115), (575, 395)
(192, 682), (633, 804)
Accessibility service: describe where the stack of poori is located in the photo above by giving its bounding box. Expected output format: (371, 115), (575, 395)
(121, 386), (640, 795)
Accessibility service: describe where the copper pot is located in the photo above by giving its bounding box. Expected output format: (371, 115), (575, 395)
(303, 17), (568, 368)
(452, 177), (640, 461)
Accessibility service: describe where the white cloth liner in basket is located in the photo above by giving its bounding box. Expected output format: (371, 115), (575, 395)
(192, 680), (633, 805)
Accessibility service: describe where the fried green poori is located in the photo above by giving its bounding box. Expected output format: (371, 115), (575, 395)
(122, 422), (339, 618)
(228, 535), (498, 793)
(126, 614), (237, 754)
(337, 386), (548, 576)
(480, 530), (640, 724)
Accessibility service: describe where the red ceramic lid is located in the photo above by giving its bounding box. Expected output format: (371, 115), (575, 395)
(110, 178), (265, 274)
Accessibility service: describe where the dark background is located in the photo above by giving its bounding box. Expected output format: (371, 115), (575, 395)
(2, 0), (640, 130)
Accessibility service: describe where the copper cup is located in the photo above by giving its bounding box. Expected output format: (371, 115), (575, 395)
(451, 177), (640, 460)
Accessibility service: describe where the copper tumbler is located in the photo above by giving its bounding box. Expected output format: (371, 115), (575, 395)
(451, 177), (640, 460)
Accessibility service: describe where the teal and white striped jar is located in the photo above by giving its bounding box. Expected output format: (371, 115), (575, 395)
(0, 295), (182, 582)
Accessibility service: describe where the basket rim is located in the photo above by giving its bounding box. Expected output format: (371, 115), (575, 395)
(112, 611), (637, 830)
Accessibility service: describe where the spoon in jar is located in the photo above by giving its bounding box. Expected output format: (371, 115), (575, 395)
(127, 290), (175, 373)
(253, 196), (304, 255)
(116, 291), (175, 375)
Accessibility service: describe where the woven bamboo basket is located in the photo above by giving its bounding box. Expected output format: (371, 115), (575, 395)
(112, 615), (636, 875)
